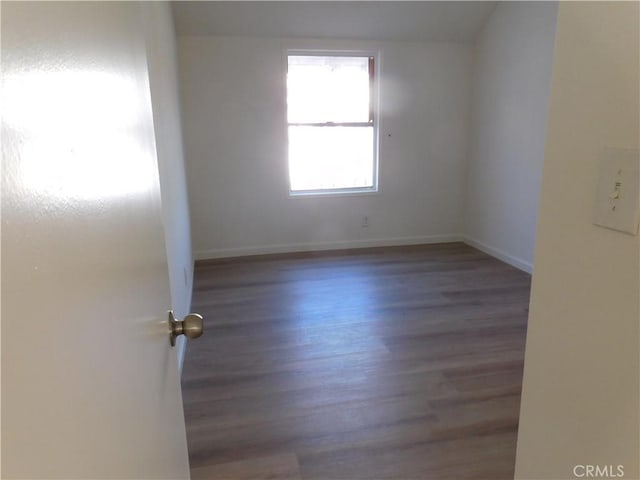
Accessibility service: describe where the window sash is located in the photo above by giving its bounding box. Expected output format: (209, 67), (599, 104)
(286, 55), (375, 126)
(288, 125), (375, 191)
(287, 122), (373, 127)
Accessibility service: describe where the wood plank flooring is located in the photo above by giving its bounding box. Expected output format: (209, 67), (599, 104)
(182, 243), (531, 479)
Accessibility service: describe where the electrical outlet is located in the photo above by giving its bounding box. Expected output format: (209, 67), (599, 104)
(362, 215), (369, 228)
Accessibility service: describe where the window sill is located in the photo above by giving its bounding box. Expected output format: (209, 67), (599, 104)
(288, 187), (379, 198)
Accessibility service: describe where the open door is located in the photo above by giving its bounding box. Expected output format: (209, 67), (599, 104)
(2, 2), (192, 477)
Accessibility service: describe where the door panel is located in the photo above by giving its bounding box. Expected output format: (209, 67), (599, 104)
(1, 2), (190, 478)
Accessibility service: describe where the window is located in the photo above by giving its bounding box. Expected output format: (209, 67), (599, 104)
(287, 53), (378, 194)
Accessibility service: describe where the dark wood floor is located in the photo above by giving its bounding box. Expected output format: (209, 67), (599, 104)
(182, 243), (531, 480)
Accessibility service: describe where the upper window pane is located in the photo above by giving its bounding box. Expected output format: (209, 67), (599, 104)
(287, 55), (370, 124)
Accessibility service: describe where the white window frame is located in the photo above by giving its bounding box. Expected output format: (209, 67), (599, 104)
(285, 49), (380, 197)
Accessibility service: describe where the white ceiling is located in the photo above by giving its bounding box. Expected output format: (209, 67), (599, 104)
(171, 2), (498, 42)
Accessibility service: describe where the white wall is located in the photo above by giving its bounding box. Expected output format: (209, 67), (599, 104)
(142, 2), (193, 370)
(464, 2), (558, 273)
(177, 36), (473, 259)
(515, 2), (639, 478)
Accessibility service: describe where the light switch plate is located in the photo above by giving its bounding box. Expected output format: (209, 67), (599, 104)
(593, 148), (640, 235)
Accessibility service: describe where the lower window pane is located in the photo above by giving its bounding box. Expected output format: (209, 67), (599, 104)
(288, 126), (374, 192)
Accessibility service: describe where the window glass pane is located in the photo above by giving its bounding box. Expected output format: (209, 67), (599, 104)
(288, 126), (374, 191)
(287, 56), (370, 124)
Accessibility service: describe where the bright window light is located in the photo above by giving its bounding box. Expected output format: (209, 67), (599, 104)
(287, 54), (377, 194)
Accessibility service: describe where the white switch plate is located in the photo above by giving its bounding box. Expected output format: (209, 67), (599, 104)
(593, 148), (640, 235)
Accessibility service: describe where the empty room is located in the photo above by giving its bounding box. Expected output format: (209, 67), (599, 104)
(2, 1), (638, 480)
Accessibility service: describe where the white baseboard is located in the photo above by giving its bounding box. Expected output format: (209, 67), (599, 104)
(195, 234), (464, 261)
(463, 236), (533, 274)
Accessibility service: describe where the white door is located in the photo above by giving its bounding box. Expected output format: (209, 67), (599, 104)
(2, 2), (191, 478)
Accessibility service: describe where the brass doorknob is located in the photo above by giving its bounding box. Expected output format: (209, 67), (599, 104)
(169, 310), (204, 346)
